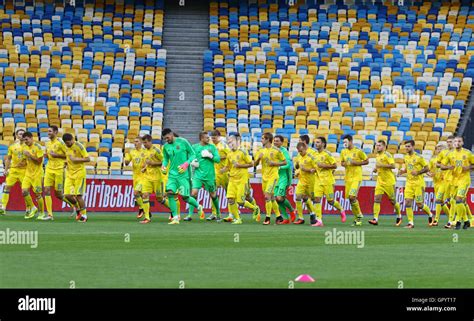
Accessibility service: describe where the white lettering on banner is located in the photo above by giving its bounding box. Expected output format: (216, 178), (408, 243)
(0, 182), (4, 195)
(396, 187), (405, 211)
(99, 181), (106, 206)
(102, 185), (111, 207)
(110, 185), (118, 207)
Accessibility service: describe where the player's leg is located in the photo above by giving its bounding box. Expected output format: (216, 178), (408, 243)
(22, 177), (37, 219)
(33, 176), (45, 220)
(74, 176), (88, 222)
(141, 180), (152, 223)
(369, 185), (383, 225)
(185, 186), (200, 221)
(53, 171), (76, 218)
(179, 176), (203, 220)
(415, 187), (432, 226)
(326, 185), (345, 224)
(224, 181), (238, 222)
(154, 181), (170, 212)
(206, 180), (221, 220)
(348, 180), (361, 223)
(294, 181), (306, 224)
(244, 182), (260, 222)
(64, 176), (80, 219)
(454, 185), (470, 230)
(43, 169), (55, 218)
(447, 185), (456, 228)
(404, 183), (415, 228)
(386, 185), (402, 225)
(133, 179), (145, 219)
(434, 184), (446, 226)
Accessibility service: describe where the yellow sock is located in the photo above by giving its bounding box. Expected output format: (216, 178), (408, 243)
(265, 200), (272, 217)
(211, 198), (217, 215)
(161, 198), (170, 209)
(422, 204), (431, 216)
(62, 196), (76, 209)
(315, 202), (322, 221)
(456, 203), (467, 222)
(373, 202), (381, 220)
(332, 200), (342, 212)
(229, 202), (240, 220)
(143, 199), (150, 220)
(442, 204), (450, 218)
(351, 200), (362, 217)
(45, 195), (53, 216)
(80, 208), (87, 217)
(435, 203), (442, 221)
(296, 200), (304, 219)
(2, 192), (10, 208)
(465, 204), (472, 221)
(305, 199), (316, 214)
(24, 194), (34, 209)
(135, 195), (144, 209)
(176, 197), (181, 216)
(251, 198), (257, 207)
(272, 200), (281, 217)
(449, 199), (456, 222)
(244, 200), (256, 210)
(394, 203), (401, 216)
(37, 197), (45, 214)
(406, 207), (414, 223)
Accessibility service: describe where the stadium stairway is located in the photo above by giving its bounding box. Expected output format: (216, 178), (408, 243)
(162, 0), (209, 143)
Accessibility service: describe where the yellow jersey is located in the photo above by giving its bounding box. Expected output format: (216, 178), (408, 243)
(65, 142), (89, 177)
(297, 153), (317, 186)
(429, 155), (444, 184)
(403, 152), (427, 186)
(214, 141), (230, 174)
(45, 137), (67, 171)
(445, 148), (473, 185)
(228, 148), (252, 182)
(23, 142), (44, 179)
(255, 146), (285, 179)
(341, 147), (367, 182)
(437, 149), (453, 183)
(7, 141), (26, 169)
(375, 151), (396, 186)
(125, 148), (147, 180)
(314, 149), (336, 185)
(142, 145), (163, 182)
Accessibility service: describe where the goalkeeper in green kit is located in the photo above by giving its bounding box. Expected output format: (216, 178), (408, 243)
(184, 131), (221, 221)
(161, 128), (202, 225)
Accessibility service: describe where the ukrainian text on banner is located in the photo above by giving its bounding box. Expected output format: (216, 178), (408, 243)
(0, 177), (472, 214)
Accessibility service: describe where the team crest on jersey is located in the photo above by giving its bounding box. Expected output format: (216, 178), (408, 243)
(176, 145), (180, 150)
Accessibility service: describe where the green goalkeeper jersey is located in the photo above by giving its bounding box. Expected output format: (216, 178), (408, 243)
(192, 143), (221, 181)
(279, 146), (293, 183)
(162, 137), (196, 179)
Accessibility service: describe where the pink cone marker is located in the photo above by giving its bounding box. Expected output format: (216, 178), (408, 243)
(295, 274), (315, 282)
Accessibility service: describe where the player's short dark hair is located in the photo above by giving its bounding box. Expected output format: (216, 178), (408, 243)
(15, 128), (25, 135)
(162, 128), (173, 137)
(23, 131), (33, 139)
(317, 136), (327, 148)
(141, 134), (152, 142)
(199, 131), (208, 140)
(62, 133), (73, 142)
(49, 125), (59, 132)
(297, 142), (306, 150)
(210, 130), (221, 137)
(447, 135), (455, 140)
(299, 134), (310, 144)
(342, 134), (353, 142)
(404, 140), (415, 146)
(274, 135), (285, 143)
(377, 140), (387, 146)
(263, 132), (273, 143)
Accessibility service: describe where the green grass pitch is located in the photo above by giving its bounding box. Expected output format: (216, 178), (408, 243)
(0, 212), (473, 288)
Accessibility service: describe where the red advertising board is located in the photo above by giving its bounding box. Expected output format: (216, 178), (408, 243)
(1, 177), (473, 215)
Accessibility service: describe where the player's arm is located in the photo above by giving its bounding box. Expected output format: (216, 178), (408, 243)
(280, 149), (291, 170)
(269, 150), (287, 167)
(210, 145), (221, 163)
(253, 151), (262, 167)
(438, 155), (454, 170)
(351, 150), (369, 166)
(146, 148), (163, 167)
(24, 146), (43, 164)
(69, 144), (90, 163)
(376, 156), (395, 169)
(234, 150), (254, 168)
(412, 157), (429, 176)
(184, 140), (197, 164)
(124, 152), (132, 166)
(340, 151), (347, 167)
(463, 153), (474, 172)
(317, 154), (337, 169)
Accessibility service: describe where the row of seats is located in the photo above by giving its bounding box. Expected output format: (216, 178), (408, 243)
(203, 0), (474, 169)
(0, 0), (167, 175)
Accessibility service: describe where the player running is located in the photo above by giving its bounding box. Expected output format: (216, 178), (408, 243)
(443, 136), (473, 230)
(398, 140), (432, 228)
(124, 137), (146, 219)
(368, 140), (402, 225)
(295, 135), (318, 224)
(161, 128), (202, 225)
(254, 133), (287, 225)
(428, 142), (450, 226)
(21, 132), (46, 220)
(43, 126), (76, 220)
(208, 130), (230, 220)
(273, 135), (296, 224)
(294, 142), (317, 225)
(63, 133), (90, 222)
(0, 129), (30, 216)
(223, 133), (259, 224)
(312, 137), (345, 227)
(139, 134), (170, 224)
(437, 135), (456, 228)
(341, 135), (366, 225)
(185, 131), (221, 221)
